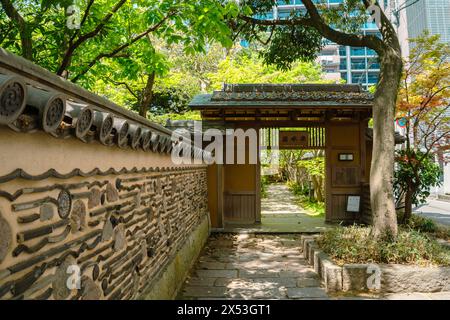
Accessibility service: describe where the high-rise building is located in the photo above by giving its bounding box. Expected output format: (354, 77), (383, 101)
(269, 0), (382, 89)
(394, 0), (450, 59)
(403, 0), (450, 44)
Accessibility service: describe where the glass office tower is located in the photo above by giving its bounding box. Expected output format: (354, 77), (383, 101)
(268, 0), (382, 89)
(405, 0), (450, 44)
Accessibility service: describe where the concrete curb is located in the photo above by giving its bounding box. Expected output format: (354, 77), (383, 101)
(299, 235), (450, 294)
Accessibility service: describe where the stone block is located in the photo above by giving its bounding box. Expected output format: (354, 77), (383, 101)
(313, 249), (326, 275)
(303, 239), (314, 260)
(380, 265), (450, 293)
(342, 264), (371, 292)
(308, 243), (318, 266)
(322, 261), (342, 293)
(300, 235), (315, 250)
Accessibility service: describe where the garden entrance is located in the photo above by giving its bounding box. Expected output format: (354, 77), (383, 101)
(189, 83), (375, 231)
(259, 127), (329, 232)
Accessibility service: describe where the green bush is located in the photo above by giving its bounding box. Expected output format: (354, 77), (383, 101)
(407, 215), (438, 233)
(287, 181), (324, 217)
(317, 225), (450, 266)
(398, 213), (450, 239)
(287, 181), (309, 197)
(260, 175), (270, 199)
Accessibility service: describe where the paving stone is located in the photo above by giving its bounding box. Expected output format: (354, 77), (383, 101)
(239, 269), (280, 279)
(179, 234), (329, 300)
(196, 269), (238, 278)
(280, 270), (318, 278)
(228, 286), (287, 299)
(280, 240), (300, 247)
(214, 278), (252, 287)
(183, 286), (227, 298)
(197, 261), (227, 270)
(287, 287), (329, 299)
(252, 277), (297, 288)
(296, 278), (321, 288)
(184, 277), (217, 287)
(208, 239), (234, 248)
(231, 260), (286, 270)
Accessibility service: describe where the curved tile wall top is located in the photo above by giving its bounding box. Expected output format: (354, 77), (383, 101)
(0, 49), (210, 161)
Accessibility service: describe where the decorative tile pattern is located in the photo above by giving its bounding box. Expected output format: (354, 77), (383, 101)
(0, 167), (208, 300)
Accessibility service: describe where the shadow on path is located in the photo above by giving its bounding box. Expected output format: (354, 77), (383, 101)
(178, 234), (329, 300)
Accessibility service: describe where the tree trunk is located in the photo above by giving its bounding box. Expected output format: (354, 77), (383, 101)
(402, 183), (413, 224)
(139, 72), (156, 118)
(370, 50), (403, 238)
(312, 176), (324, 202)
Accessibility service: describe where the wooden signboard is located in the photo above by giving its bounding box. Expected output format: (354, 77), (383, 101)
(279, 131), (309, 149)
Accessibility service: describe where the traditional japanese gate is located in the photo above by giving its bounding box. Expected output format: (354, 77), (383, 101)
(189, 84), (375, 228)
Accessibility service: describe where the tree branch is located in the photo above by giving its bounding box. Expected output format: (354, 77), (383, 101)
(71, 11), (176, 82)
(0, 0), (33, 59)
(110, 80), (138, 99)
(238, 0), (385, 52)
(57, 0), (127, 75)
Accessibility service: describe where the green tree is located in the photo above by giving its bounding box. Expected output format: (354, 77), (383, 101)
(394, 150), (442, 223)
(395, 32), (450, 223)
(208, 48), (330, 89)
(90, 41), (227, 116)
(0, 0), (234, 116)
(298, 156), (325, 203)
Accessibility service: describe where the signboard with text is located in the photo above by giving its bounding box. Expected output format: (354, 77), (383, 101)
(279, 131), (309, 149)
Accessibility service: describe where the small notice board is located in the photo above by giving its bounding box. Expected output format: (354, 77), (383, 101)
(346, 196), (361, 213)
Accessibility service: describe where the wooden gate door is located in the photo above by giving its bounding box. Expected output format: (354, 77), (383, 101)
(223, 128), (260, 225)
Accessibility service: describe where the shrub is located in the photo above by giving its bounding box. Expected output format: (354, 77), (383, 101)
(287, 181), (309, 197)
(260, 175), (270, 199)
(398, 213), (450, 240)
(317, 225), (450, 266)
(287, 181), (324, 217)
(406, 215), (438, 233)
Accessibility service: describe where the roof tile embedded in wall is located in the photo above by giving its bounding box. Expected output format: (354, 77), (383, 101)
(0, 50), (210, 161)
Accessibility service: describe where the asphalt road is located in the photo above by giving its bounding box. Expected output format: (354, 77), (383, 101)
(414, 199), (450, 226)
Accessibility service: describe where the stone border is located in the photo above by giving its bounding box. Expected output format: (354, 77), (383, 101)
(300, 235), (450, 294)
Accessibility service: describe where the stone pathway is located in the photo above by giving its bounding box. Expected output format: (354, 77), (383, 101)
(179, 233), (450, 300)
(222, 184), (331, 233)
(179, 233), (328, 299)
(261, 183), (305, 215)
